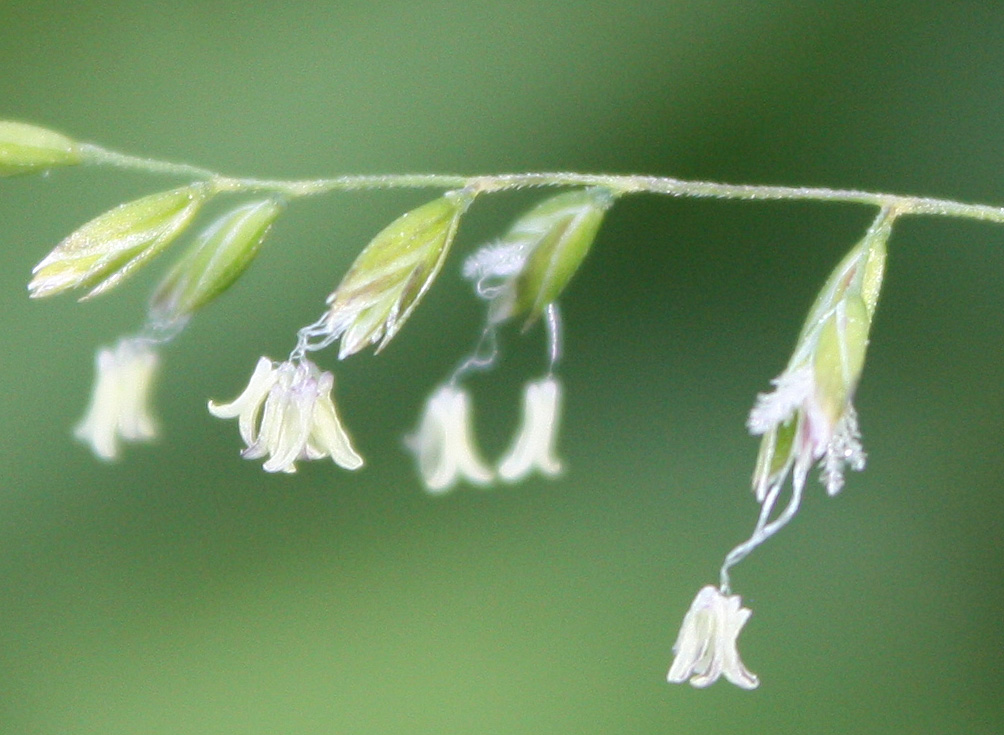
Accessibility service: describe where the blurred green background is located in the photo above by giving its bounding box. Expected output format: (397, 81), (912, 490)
(1, 1), (1002, 733)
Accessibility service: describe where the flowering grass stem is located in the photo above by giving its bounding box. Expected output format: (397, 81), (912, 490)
(80, 142), (1004, 225)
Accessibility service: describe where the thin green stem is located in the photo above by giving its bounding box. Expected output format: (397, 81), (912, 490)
(79, 144), (219, 180)
(80, 142), (1004, 225)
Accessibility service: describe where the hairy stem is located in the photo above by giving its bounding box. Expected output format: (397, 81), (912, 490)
(81, 142), (1004, 225)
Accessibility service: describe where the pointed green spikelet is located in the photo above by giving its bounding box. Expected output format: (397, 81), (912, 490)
(488, 187), (613, 328)
(749, 206), (894, 500)
(150, 198), (284, 322)
(0, 121), (81, 177)
(324, 191), (472, 358)
(29, 184), (210, 299)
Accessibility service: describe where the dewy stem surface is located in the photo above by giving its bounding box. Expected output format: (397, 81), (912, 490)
(80, 142), (1004, 225)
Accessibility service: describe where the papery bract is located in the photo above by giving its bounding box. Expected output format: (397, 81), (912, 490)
(667, 585), (759, 690)
(405, 384), (494, 493)
(209, 357), (362, 473)
(75, 338), (160, 461)
(497, 377), (564, 482)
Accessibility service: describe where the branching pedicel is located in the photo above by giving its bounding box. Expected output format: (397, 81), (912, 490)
(7, 120), (1004, 689)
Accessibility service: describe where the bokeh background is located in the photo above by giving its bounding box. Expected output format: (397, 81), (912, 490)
(1, 1), (1002, 733)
